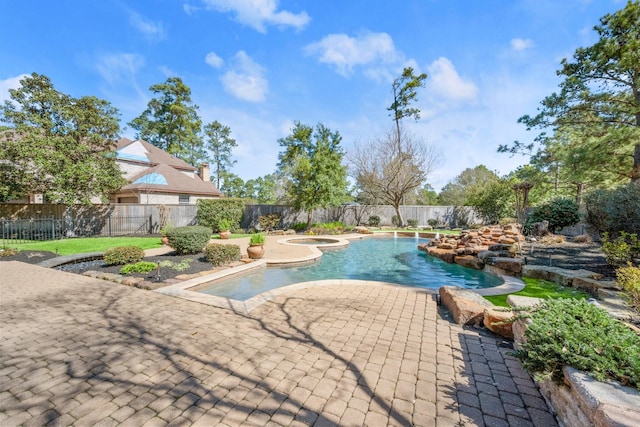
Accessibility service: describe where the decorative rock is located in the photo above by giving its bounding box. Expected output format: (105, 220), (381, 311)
(506, 295), (543, 308)
(439, 286), (495, 326)
(538, 367), (640, 427)
(477, 250), (499, 263)
(425, 247), (456, 263)
(121, 277), (144, 287)
(355, 226), (373, 234)
(486, 257), (524, 275)
(522, 265), (603, 286)
(483, 308), (515, 340)
(572, 277), (621, 295)
(488, 243), (513, 252)
(454, 255), (484, 270)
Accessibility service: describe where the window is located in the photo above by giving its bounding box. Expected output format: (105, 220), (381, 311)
(178, 195), (190, 205)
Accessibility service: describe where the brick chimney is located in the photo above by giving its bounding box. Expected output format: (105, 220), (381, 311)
(199, 163), (210, 182)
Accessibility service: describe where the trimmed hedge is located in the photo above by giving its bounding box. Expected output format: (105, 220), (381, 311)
(166, 226), (212, 255)
(204, 243), (241, 266)
(120, 261), (158, 274)
(103, 246), (145, 266)
(196, 198), (245, 232)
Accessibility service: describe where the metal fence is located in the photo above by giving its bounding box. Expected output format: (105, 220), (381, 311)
(1, 215), (153, 245)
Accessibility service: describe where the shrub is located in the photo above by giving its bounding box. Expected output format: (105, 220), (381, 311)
(218, 218), (233, 232)
(196, 198), (245, 232)
(292, 222), (307, 232)
(584, 182), (640, 236)
(166, 226), (212, 255)
(0, 247), (19, 257)
(158, 259), (193, 272)
(250, 233), (265, 245)
(602, 232), (640, 266)
(309, 222), (345, 235)
(120, 261), (158, 274)
(258, 214), (281, 232)
(427, 219), (439, 228)
(526, 197), (580, 233)
(103, 246), (144, 266)
(204, 243), (241, 266)
(616, 263), (640, 312)
(513, 298), (640, 388)
(368, 215), (380, 227)
(391, 215), (400, 227)
(407, 219), (418, 228)
(573, 234), (592, 243)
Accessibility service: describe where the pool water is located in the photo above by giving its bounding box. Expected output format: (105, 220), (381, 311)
(197, 237), (502, 301)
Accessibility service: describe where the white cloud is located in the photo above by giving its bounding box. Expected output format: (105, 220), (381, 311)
(95, 53), (145, 85)
(510, 38), (534, 51)
(220, 51), (268, 102)
(205, 52), (224, 68)
(128, 10), (166, 41)
(200, 0), (309, 33)
(0, 74), (28, 103)
(427, 57), (478, 101)
(304, 31), (399, 77)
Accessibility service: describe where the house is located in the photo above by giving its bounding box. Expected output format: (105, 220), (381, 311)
(110, 138), (223, 204)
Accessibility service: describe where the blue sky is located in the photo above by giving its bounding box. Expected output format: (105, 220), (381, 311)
(0, 0), (625, 191)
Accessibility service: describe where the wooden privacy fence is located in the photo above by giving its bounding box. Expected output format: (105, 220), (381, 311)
(0, 203), (479, 243)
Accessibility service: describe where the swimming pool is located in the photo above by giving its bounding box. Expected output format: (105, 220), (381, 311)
(196, 237), (502, 301)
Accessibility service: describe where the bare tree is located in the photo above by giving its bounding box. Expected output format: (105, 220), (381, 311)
(349, 127), (439, 227)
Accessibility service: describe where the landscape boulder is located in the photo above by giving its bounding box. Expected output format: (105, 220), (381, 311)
(439, 286), (494, 326)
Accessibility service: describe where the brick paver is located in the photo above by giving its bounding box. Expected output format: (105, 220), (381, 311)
(0, 261), (557, 426)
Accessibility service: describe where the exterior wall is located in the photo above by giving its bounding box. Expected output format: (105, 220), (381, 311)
(117, 161), (148, 180)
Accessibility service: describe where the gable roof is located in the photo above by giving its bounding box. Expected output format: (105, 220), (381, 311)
(115, 138), (197, 172)
(120, 164), (222, 196)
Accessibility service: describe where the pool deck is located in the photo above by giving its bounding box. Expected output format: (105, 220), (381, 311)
(0, 235), (556, 426)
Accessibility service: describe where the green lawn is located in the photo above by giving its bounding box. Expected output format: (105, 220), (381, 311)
(484, 277), (589, 307)
(6, 237), (164, 255)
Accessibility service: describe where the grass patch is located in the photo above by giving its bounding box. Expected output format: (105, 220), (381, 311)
(9, 237), (164, 255)
(485, 277), (589, 307)
(210, 233), (251, 239)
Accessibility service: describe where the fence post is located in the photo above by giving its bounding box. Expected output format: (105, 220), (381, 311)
(149, 215), (153, 234)
(108, 216), (112, 237)
(51, 216), (55, 240)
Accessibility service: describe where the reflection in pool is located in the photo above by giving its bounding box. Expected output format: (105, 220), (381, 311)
(197, 237), (502, 301)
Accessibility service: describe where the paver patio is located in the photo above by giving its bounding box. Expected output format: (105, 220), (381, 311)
(0, 260), (557, 426)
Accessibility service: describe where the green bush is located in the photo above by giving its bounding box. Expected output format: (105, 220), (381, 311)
(204, 243), (241, 266)
(250, 233), (265, 245)
(196, 198), (245, 232)
(616, 263), (640, 312)
(407, 219), (418, 228)
(585, 182), (640, 236)
(292, 222), (307, 232)
(310, 222), (345, 235)
(166, 226), (212, 255)
(391, 215), (400, 226)
(602, 232), (640, 266)
(526, 197), (580, 233)
(218, 218), (233, 232)
(120, 261), (158, 274)
(103, 246), (145, 266)
(427, 219), (439, 228)
(258, 213), (281, 232)
(368, 215), (380, 227)
(513, 299), (640, 388)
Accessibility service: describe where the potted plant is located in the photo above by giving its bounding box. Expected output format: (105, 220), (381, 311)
(218, 219), (233, 240)
(247, 233), (265, 259)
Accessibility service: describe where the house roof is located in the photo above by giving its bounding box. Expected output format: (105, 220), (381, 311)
(120, 164), (223, 196)
(115, 138), (197, 172)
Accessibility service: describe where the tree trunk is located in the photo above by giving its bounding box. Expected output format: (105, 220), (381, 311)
(306, 211), (312, 229)
(393, 204), (404, 227)
(632, 143), (640, 182)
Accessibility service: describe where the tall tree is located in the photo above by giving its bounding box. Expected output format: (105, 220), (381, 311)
(349, 127), (438, 227)
(0, 73), (126, 204)
(504, 1), (640, 182)
(387, 67), (428, 139)
(438, 165), (497, 206)
(203, 121), (237, 189)
(129, 77), (204, 166)
(277, 122), (348, 227)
